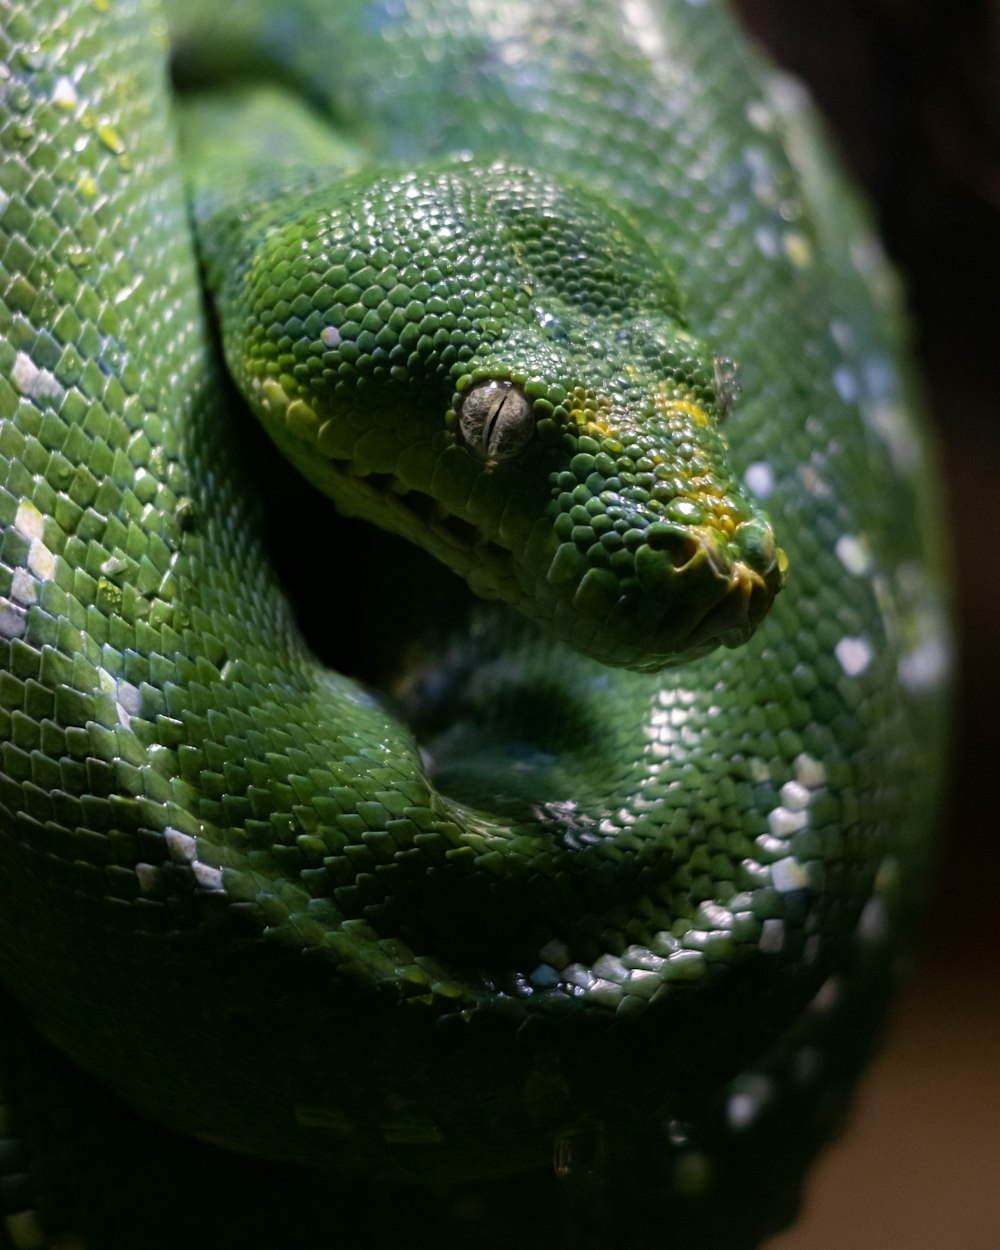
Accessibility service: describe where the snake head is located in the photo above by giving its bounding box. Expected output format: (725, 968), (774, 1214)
(203, 160), (785, 670)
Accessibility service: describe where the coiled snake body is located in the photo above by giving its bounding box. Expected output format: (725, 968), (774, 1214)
(0, 1), (950, 1246)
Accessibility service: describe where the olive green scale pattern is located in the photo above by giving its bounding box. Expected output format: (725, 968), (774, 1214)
(0, 0), (949, 1247)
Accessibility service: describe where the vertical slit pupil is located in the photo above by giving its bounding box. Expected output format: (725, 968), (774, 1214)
(485, 389), (511, 452)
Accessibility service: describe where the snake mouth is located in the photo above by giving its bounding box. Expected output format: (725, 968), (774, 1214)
(286, 445), (784, 671)
(547, 513), (786, 670)
(637, 524), (784, 663)
(336, 466), (524, 598)
(377, 479), (483, 556)
(360, 471), (786, 669)
(611, 563), (776, 672)
(667, 558), (776, 652)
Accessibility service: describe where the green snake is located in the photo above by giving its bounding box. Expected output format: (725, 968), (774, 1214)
(0, 0), (951, 1246)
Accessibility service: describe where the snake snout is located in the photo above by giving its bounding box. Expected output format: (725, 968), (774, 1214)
(616, 514), (786, 668)
(645, 522), (702, 568)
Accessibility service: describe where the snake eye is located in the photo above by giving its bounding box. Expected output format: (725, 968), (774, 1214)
(458, 379), (535, 466)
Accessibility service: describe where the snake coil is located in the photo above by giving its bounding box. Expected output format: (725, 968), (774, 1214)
(0, 1), (950, 1246)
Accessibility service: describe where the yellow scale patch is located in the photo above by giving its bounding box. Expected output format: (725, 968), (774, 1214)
(661, 398), (709, 427)
(565, 386), (742, 538)
(568, 384), (614, 439)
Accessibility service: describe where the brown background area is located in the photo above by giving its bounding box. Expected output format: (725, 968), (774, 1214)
(729, 2), (1000, 1246)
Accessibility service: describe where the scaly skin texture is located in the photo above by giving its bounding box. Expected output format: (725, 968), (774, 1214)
(191, 153), (785, 668)
(0, 1), (950, 1248)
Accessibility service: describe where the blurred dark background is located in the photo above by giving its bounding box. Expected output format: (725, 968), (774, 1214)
(728, 2), (1000, 1245)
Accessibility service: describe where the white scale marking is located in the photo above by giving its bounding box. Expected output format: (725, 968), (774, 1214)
(835, 635), (873, 677)
(835, 533), (872, 576)
(744, 461), (774, 498)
